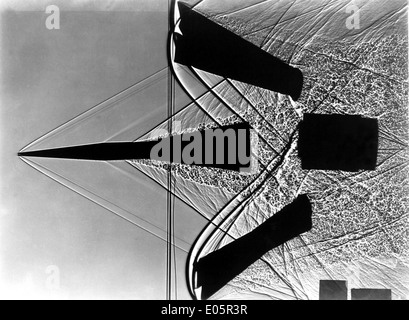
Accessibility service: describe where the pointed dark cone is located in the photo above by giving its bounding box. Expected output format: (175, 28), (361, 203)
(18, 142), (156, 161)
(194, 194), (313, 300)
(175, 2), (304, 101)
(18, 123), (253, 172)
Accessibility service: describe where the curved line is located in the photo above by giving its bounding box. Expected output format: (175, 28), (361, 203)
(168, 1), (305, 300)
(188, 66), (281, 155)
(189, 132), (301, 299)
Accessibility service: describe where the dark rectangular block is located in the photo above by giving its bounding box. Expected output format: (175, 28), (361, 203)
(298, 114), (378, 172)
(175, 2), (304, 101)
(351, 289), (392, 300)
(319, 280), (348, 300)
(196, 195), (313, 300)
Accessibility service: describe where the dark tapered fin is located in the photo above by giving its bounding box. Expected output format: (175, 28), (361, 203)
(18, 123), (252, 172)
(18, 142), (156, 161)
(351, 289), (392, 300)
(175, 2), (304, 101)
(194, 194), (313, 300)
(298, 114), (379, 172)
(319, 280), (348, 300)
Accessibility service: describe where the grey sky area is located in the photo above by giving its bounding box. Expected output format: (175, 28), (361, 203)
(0, 0), (201, 299)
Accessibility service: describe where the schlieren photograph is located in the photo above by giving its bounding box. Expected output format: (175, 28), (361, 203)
(0, 0), (408, 302)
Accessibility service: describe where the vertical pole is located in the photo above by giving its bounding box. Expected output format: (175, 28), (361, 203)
(166, 0), (176, 301)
